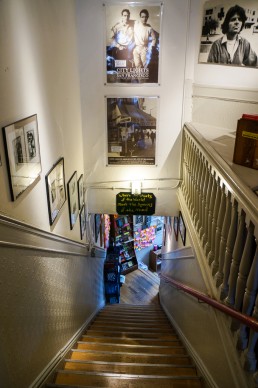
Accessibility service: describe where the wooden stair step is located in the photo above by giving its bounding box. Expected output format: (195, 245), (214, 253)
(70, 349), (192, 364)
(76, 341), (187, 354)
(94, 315), (169, 323)
(84, 330), (176, 339)
(88, 324), (173, 332)
(54, 370), (203, 387)
(91, 319), (170, 327)
(97, 312), (167, 319)
(81, 335), (180, 346)
(63, 359), (198, 376)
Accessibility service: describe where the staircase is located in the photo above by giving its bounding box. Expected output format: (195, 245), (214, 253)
(47, 304), (204, 387)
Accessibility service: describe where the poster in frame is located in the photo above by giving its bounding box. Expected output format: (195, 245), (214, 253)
(79, 204), (86, 240)
(179, 211), (186, 246)
(2, 114), (42, 201)
(173, 216), (178, 241)
(77, 174), (84, 210)
(45, 157), (66, 226)
(67, 171), (79, 230)
(198, 0), (258, 68)
(105, 3), (162, 84)
(106, 96), (158, 166)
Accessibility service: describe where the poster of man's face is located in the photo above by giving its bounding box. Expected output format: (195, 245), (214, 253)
(105, 4), (162, 84)
(199, 0), (258, 67)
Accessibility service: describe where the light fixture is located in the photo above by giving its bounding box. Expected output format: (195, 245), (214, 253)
(131, 181), (142, 195)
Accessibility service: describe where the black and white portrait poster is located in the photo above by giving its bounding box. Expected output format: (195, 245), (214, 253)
(105, 4), (162, 84)
(199, 0), (258, 67)
(106, 97), (158, 165)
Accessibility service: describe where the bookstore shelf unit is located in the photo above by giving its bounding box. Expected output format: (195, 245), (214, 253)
(110, 215), (138, 275)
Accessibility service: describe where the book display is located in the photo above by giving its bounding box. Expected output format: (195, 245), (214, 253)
(109, 215), (138, 275)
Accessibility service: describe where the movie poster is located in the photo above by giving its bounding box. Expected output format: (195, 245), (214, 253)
(106, 97), (158, 165)
(105, 4), (162, 84)
(199, 0), (258, 68)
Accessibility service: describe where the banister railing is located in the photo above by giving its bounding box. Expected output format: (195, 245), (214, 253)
(160, 274), (258, 332)
(179, 123), (258, 372)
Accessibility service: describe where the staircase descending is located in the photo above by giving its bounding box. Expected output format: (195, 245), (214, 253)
(47, 304), (204, 387)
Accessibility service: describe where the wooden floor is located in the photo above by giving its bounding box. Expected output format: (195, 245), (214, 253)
(120, 268), (160, 305)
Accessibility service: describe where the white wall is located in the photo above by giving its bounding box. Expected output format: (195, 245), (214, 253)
(0, 0), (85, 242)
(76, 0), (192, 215)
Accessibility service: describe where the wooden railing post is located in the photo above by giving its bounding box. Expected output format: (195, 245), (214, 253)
(225, 210), (247, 309)
(212, 184), (226, 276)
(237, 244), (258, 351)
(205, 171), (216, 256)
(215, 191), (232, 287)
(208, 176), (221, 266)
(200, 161), (209, 242)
(219, 200), (238, 300)
(232, 222), (256, 331)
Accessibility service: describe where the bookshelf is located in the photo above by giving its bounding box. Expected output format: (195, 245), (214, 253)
(109, 215), (138, 275)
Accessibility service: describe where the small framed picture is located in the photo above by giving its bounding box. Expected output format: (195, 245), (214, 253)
(79, 204), (86, 240)
(173, 216), (178, 241)
(179, 211), (186, 246)
(95, 214), (101, 243)
(77, 174), (84, 210)
(67, 171), (79, 230)
(45, 157), (66, 225)
(2, 114), (42, 201)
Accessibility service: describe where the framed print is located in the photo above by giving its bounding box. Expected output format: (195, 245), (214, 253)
(45, 157), (66, 226)
(95, 214), (101, 243)
(78, 174), (84, 210)
(67, 171), (79, 230)
(179, 211), (186, 246)
(79, 204), (86, 240)
(2, 114), (42, 201)
(106, 96), (158, 165)
(105, 3), (162, 84)
(198, 0), (258, 68)
(173, 216), (178, 241)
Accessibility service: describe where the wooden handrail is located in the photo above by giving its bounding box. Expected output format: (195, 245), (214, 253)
(160, 274), (258, 332)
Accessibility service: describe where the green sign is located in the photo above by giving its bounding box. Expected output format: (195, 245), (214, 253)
(116, 192), (156, 215)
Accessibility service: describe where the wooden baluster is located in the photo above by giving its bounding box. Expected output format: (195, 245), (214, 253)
(212, 184), (226, 276)
(202, 166), (212, 248)
(199, 161), (209, 241)
(232, 222), (256, 331)
(192, 149), (200, 221)
(219, 200), (238, 300)
(194, 153), (203, 228)
(188, 142), (195, 213)
(205, 171), (216, 256)
(181, 133), (188, 198)
(243, 291), (258, 372)
(196, 156), (205, 234)
(237, 244), (258, 351)
(215, 191), (232, 287)
(184, 137), (191, 206)
(225, 210), (247, 308)
(208, 176), (221, 265)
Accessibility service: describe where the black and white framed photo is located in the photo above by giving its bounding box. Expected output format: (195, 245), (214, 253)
(2, 114), (41, 201)
(77, 174), (84, 210)
(106, 96), (158, 165)
(67, 171), (79, 230)
(173, 216), (179, 241)
(199, 0), (258, 68)
(105, 3), (162, 84)
(45, 157), (66, 226)
(179, 211), (186, 246)
(79, 204), (86, 240)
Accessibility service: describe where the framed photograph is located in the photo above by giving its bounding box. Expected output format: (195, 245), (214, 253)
(179, 211), (186, 246)
(78, 174), (84, 210)
(95, 214), (101, 243)
(173, 216), (178, 241)
(106, 96), (158, 165)
(45, 157), (66, 226)
(79, 204), (86, 240)
(67, 171), (79, 230)
(2, 114), (42, 201)
(105, 3), (162, 84)
(198, 0), (258, 68)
